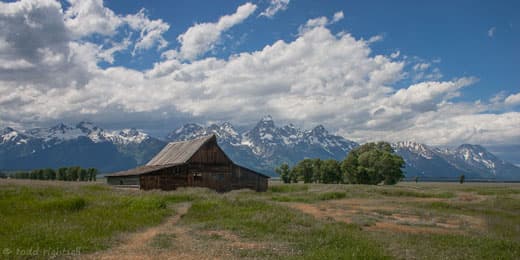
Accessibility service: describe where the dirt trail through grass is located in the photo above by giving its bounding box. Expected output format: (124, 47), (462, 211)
(83, 202), (195, 260)
(286, 196), (485, 235)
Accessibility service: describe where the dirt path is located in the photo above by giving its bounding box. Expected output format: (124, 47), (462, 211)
(285, 198), (484, 235)
(82, 202), (193, 260)
(82, 201), (289, 259)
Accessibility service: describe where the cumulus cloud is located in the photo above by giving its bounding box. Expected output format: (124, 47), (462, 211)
(175, 3), (257, 61)
(298, 11), (344, 34)
(0, 0), (91, 88)
(505, 92), (520, 106)
(259, 0), (290, 18)
(65, 0), (169, 55)
(65, 0), (122, 37)
(0, 1), (518, 147)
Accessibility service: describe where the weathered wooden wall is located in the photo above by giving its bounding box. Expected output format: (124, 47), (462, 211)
(140, 165), (188, 191)
(106, 176), (140, 186)
(189, 140), (232, 165)
(231, 165), (268, 192)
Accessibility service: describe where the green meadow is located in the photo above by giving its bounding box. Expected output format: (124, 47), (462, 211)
(0, 179), (518, 259)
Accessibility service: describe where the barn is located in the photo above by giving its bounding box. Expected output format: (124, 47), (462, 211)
(105, 134), (269, 192)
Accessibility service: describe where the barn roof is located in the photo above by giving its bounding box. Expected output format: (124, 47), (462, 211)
(106, 163), (184, 177)
(146, 134), (215, 166)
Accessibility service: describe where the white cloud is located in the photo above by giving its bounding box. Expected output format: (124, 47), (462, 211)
(299, 12), (344, 35)
(65, 0), (122, 37)
(259, 0), (290, 18)
(175, 3), (257, 61)
(488, 26), (496, 37)
(505, 92), (520, 106)
(65, 0), (169, 55)
(390, 51), (400, 59)
(413, 63), (430, 71)
(332, 11), (344, 23)
(125, 9), (170, 55)
(0, 2), (518, 147)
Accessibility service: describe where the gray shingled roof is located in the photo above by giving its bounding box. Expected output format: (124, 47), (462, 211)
(106, 163), (183, 177)
(146, 134), (215, 166)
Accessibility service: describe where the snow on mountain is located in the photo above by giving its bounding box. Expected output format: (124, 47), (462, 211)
(450, 144), (496, 170)
(1, 117), (518, 179)
(27, 123), (85, 142)
(165, 116), (360, 174)
(0, 122), (162, 173)
(166, 123), (205, 141)
(394, 141), (437, 160)
(1, 127), (30, 145)
(242, 115), (286, 156)
(393, 141), (520, 180)
(102, 128), (150, 145)
(2, 122), (150, 146)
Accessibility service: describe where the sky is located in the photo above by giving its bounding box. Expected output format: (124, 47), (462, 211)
(0, 0), (519, 146)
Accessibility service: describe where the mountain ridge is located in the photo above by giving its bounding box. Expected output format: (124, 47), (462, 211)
(1, 118), (519, 180)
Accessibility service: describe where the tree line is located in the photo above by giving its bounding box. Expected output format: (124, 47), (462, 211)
(276, 142), (405, 185)
(10, 167), (98, 182)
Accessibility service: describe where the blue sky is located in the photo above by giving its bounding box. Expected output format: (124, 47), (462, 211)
(102, 0), (520, 100)
(0, 0), (519, 146)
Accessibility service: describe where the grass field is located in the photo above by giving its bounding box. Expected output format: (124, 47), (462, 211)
(0, 179), (518, 259)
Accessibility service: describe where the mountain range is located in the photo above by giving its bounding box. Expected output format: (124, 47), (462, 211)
(1, 117), (519, 180)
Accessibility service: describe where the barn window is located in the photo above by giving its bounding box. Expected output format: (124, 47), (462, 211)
(194, 173), (202, 181)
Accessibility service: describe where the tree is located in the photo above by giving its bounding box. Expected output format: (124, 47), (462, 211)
(43, 168), (56, 180)
(275, 163), (291, 183)
(29, 170), (38, 180)
(289, 168), (299, 183)
(312, 159), (322, 183)
(0, 171), (6, 179)
(292, 159), (314, 183)
(321, 159), (342, 184)
(79, 168), (87, 181)
(459, 174), (465, 184)
(414, 176), (419, 183)
(67, 167), (80, 181)
(87, 168), (98, 182)
(342, 142), (405, 185)
(57, 167), (67, 181)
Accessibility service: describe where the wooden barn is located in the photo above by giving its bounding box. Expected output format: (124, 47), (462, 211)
(105, 134), (269, 192)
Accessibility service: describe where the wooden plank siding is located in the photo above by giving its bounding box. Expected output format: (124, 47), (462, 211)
(188, 139), (232, 165)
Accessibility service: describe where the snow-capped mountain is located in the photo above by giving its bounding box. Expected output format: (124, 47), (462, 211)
(165, 116), (359, 174)
(0, 122), (165, 172)
(1, 117), (518, 179)
(393, 141), (520, 180)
